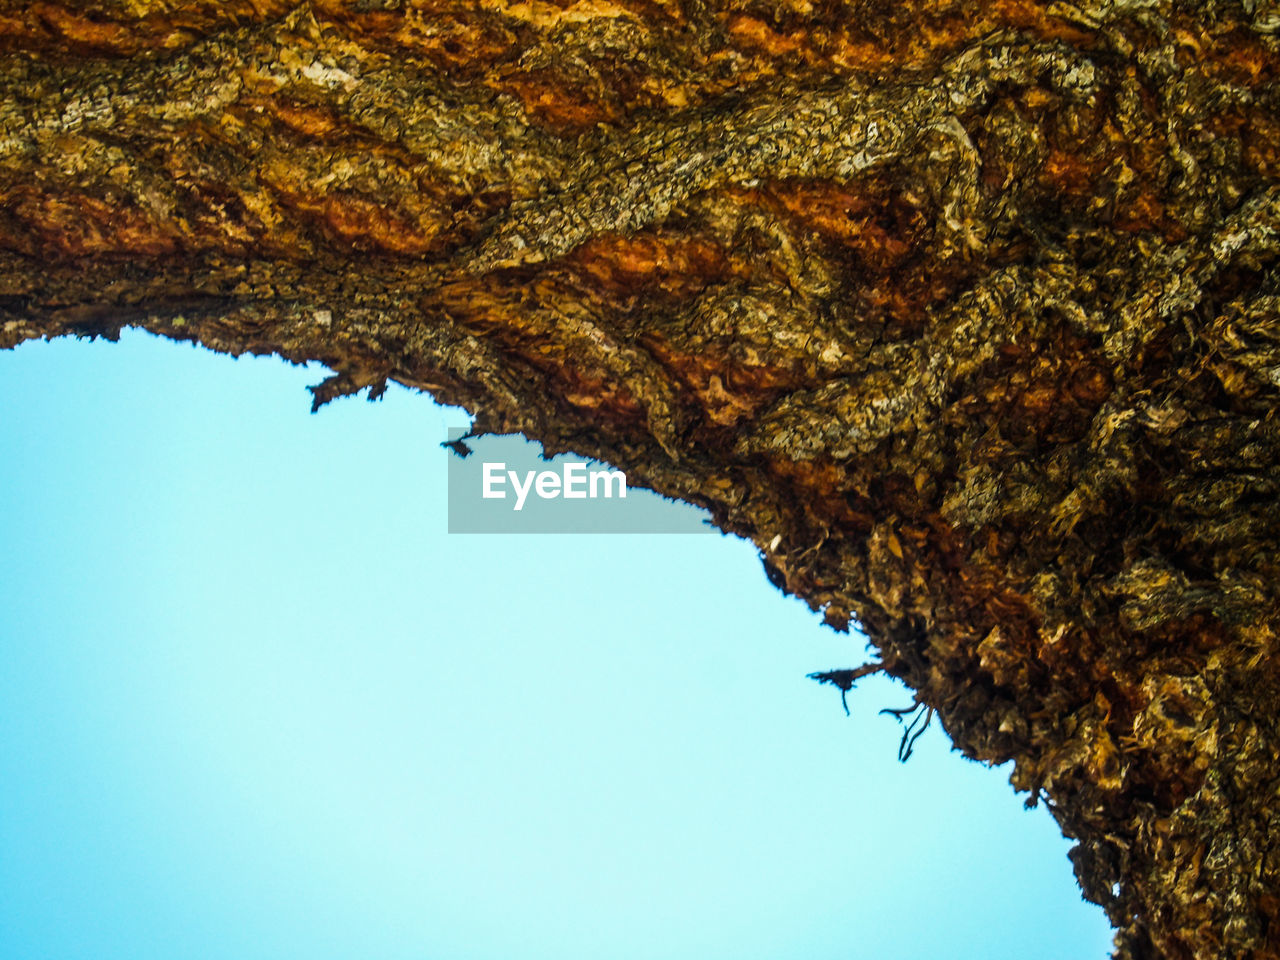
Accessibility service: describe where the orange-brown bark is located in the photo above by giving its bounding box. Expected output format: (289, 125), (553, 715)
(3, 2), (1280, 956)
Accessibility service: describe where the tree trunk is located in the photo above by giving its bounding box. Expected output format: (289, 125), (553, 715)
(3, 1), (1279, 955)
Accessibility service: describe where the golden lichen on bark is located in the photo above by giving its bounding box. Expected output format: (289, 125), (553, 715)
(3, 1), (1280, 956)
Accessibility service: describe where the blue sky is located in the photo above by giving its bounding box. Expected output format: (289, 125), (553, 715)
(0, 330), (1112, 959)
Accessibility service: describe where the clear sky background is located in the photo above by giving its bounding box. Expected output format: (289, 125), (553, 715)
(0, 330), (1113, 960)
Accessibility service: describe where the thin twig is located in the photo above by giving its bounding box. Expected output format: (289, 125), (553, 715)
(806, 663), (884, 716)
(878, 700), (935, 762)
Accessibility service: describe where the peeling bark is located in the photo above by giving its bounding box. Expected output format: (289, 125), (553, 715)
(3, 2), (1280, 955)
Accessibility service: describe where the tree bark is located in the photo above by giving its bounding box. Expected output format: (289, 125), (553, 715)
(3, 1), (1280, 955)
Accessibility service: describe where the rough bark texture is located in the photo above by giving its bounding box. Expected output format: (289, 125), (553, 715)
(3, 1), (1280, 955)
